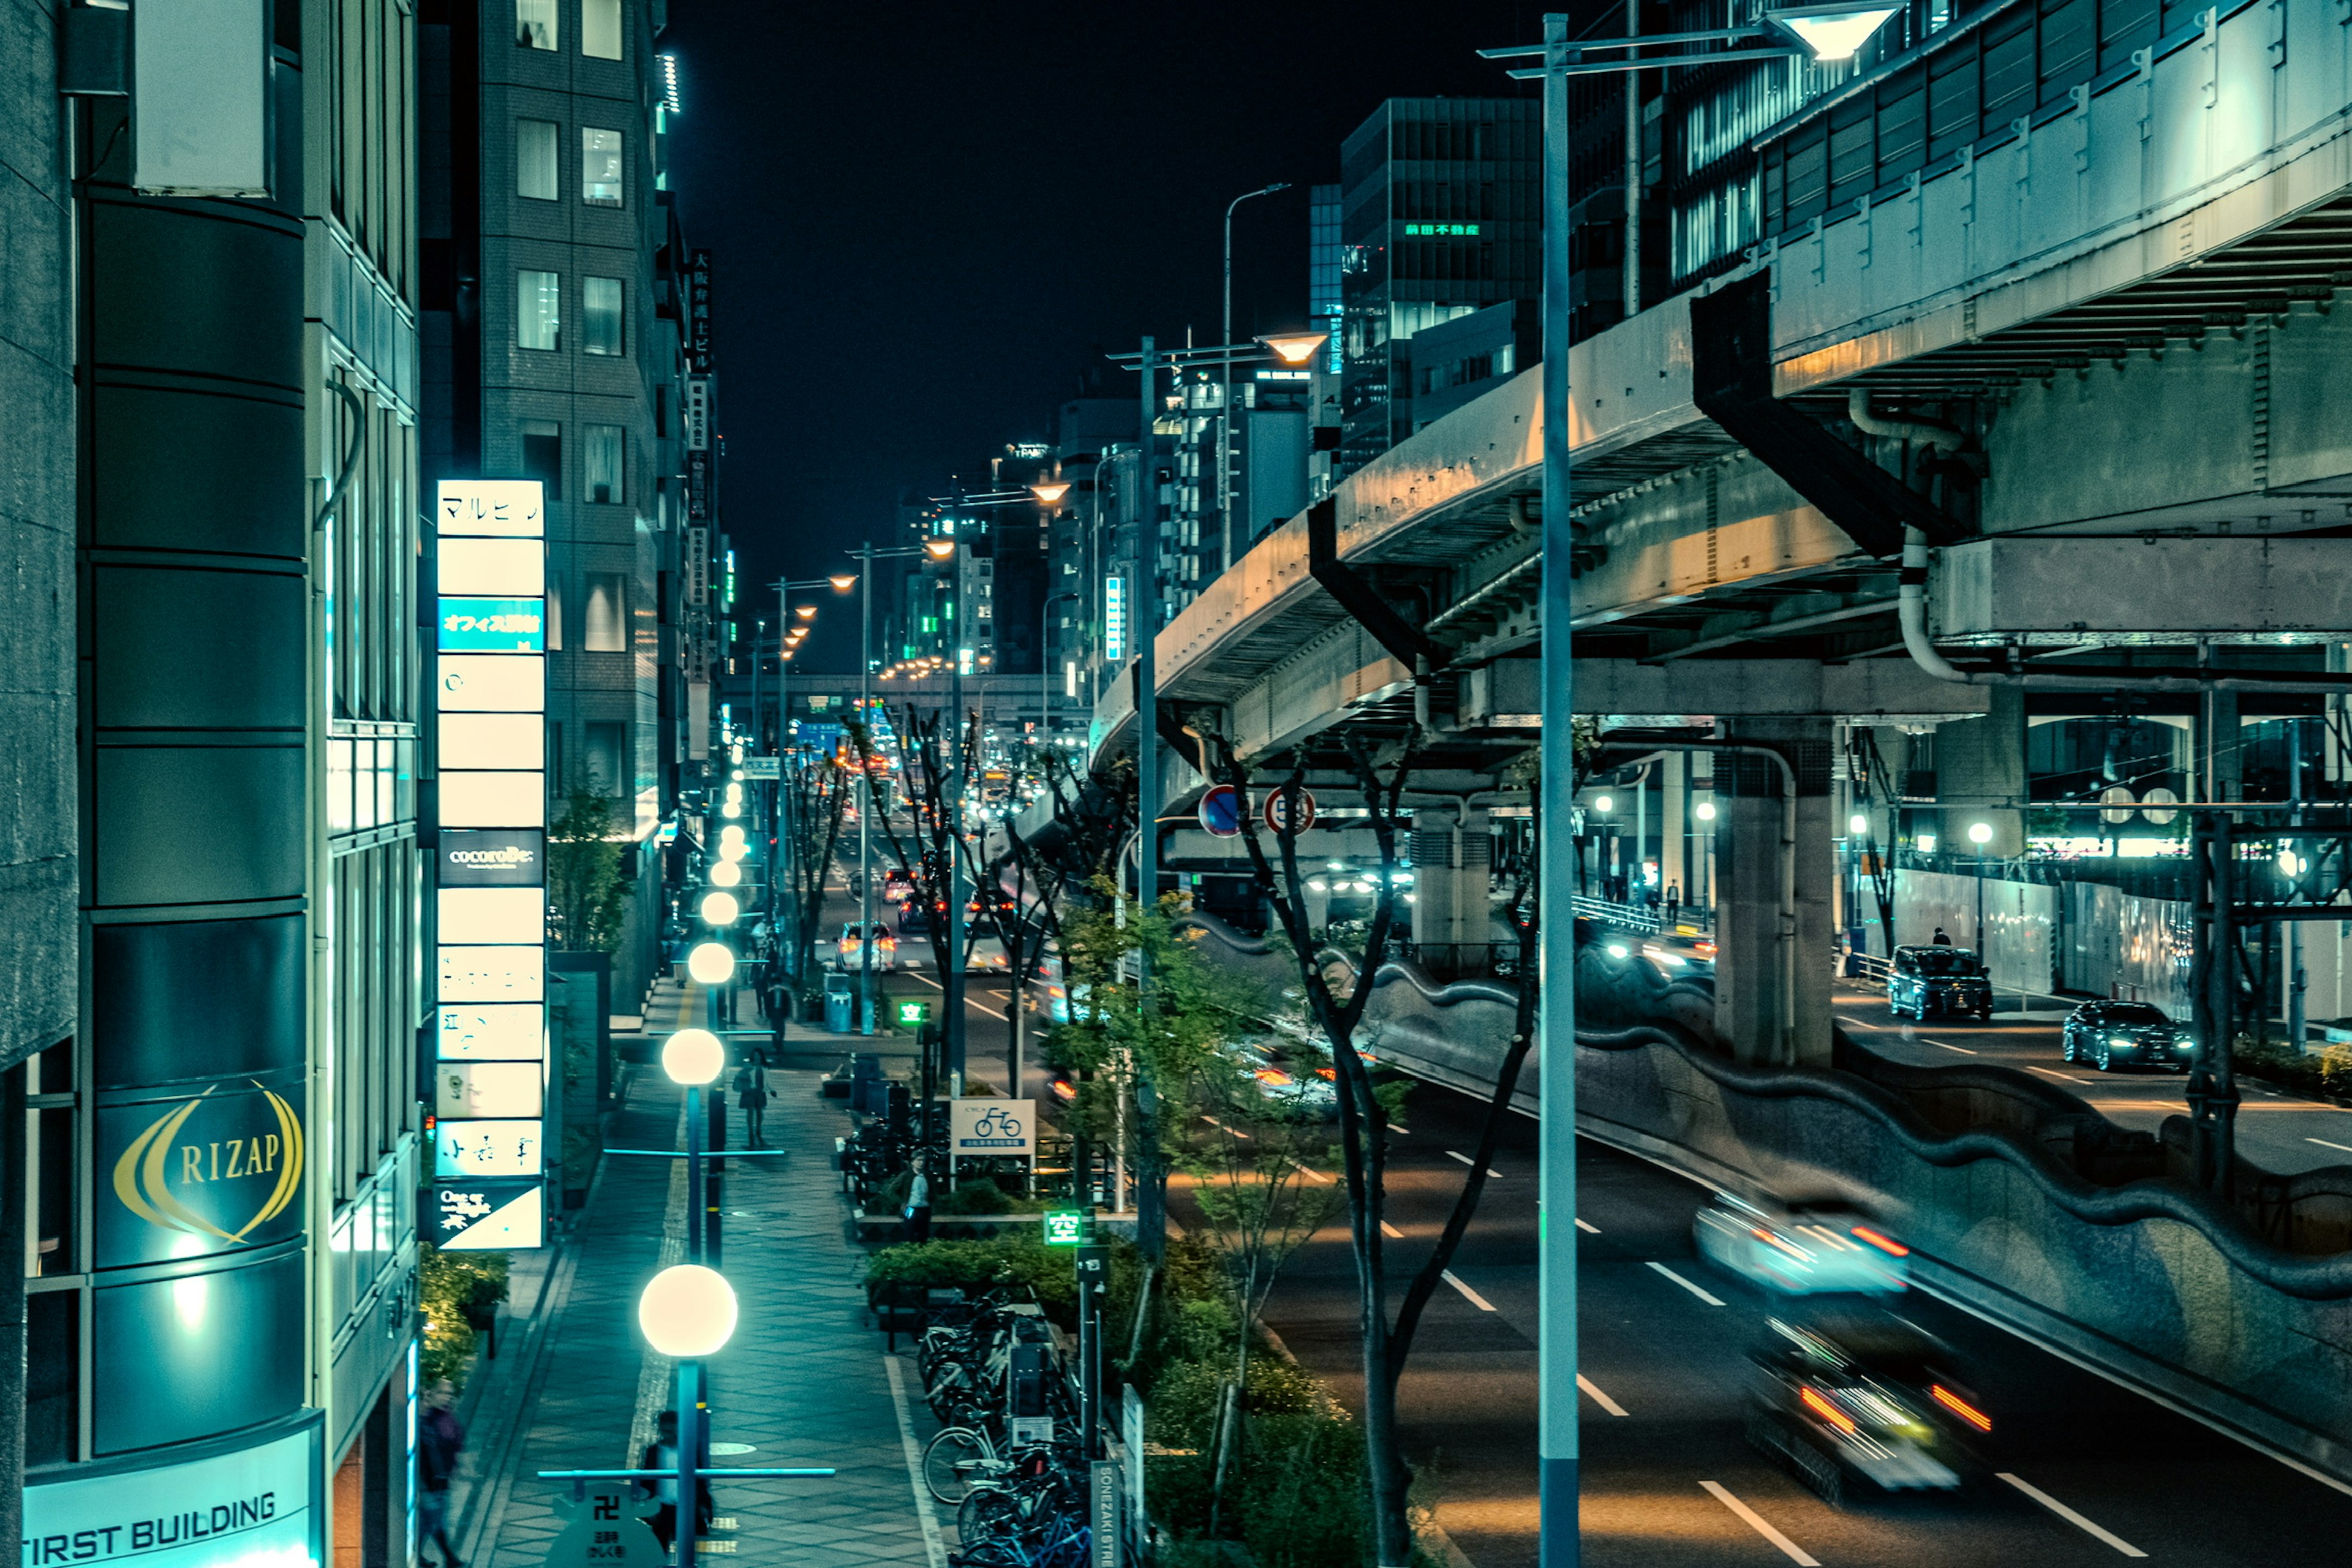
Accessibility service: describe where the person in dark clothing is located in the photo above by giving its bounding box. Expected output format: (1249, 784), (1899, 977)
(636, 1409), (715, 1551)
(418, 1381), (466, 1568)
(904, 1163), (933, 1243)
(734, 1051), (771, 1147)
(1932, 927), (1952, 946)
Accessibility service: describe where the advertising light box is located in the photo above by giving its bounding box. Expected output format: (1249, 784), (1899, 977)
(437, 886), (546, 946)
(434, 1117), (543, 1178)
(439, 597), (546, 653)
(436, 1060), (544, 1120)
(440, 712), (545, 771)
(438, 944), (545, 1003)
(25, 1423), (319, 1568)
(439, 654), (546, 713)
(439, 829), (546, 886)
(437, 537), (546, 596)
(437, 1004), (545, 1061)
(438, 478), (548, 536)
(439, 772), (546, 829)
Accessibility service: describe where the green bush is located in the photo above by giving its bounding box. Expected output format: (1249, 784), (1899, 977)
(419, 1243), (509, 1390)
(861, 1232), (1077, 1316)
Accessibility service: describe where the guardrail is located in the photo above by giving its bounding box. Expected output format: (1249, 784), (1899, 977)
(1570, 895), (1713, 937)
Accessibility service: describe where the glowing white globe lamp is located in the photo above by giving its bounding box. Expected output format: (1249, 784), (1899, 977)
(661, 1028), (725, 1086)
(687, 942), (736, 987)
(638, 1264), (737, 1358)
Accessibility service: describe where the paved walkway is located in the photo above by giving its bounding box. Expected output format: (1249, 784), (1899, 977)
(447, 975), (942, 1568)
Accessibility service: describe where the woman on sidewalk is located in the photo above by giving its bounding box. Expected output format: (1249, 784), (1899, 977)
(734, 1051), (771, 1147)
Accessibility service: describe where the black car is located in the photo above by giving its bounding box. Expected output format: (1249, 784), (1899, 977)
(2062, 999), (2192, 1072)
(1747, 1306), (1991, 1504)
(1887, 944), (1992, 1021)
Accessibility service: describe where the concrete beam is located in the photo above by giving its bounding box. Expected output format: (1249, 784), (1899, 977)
(1466, 656), (1991, 720)
(1932, 536), (2352, 644)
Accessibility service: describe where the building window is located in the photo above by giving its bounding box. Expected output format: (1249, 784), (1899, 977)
(546, 576), (563, 650)
(585, 721), (628, 796)
(582, 277), (624, 356)
(584, 573), (628, 651)
(522, 420), (562, 501)
(518, 270), (561, 351)
(518, 119), (559, 200)
(516, 0), (557, 49)
(583, 424), (624, 505)
(582, 0), (622, 59)
(582, 129), (624, 208)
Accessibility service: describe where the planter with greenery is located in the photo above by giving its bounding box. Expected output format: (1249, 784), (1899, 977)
(420, 1243), (510, 1390)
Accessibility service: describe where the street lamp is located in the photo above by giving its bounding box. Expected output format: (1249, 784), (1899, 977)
(701, 890), (741, 927)
(709, 859), (742, 889)
(639, 1251), (735, 1568)
(1222, 182), (1292, 568)
(1968, 819), (1994, 961)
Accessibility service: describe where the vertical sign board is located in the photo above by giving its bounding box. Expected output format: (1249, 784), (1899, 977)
(682, 377), (711, 453)
(431, 479), (549, 1250)
(1090, 1461), (1120, 1568)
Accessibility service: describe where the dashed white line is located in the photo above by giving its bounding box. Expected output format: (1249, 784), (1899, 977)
(1574, 1218), (1601, 1235)
(2309, 1137), (2352, 1155)
(1577, 1374), (1628, 1416)
(1379, 1220), (1406, 1240)
(1442, 1270), (1496, 1311)
(1700, 1481), (1819, 1566)
(1200, 1115), (1251, 1139)
(1836, 1015), (1880, 1030)
(2027, 1065), (2092, 1085)
(1646, 1261), (1726, 1306)
(1997, 1472), (2147, 1557)
(1927, 1039), (1979, 1055)
(1297, 1164), (1332, 1183)
(1444, 1150), (1502, 1176)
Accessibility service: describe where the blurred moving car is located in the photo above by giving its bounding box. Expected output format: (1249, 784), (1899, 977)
(1694, 1189), (1912, 1295)
(1236, 1038), (1338, 1117)
(2062, 998), (2193, 1072)
(1747, 1306), (1990, 1504)
(834, 921), (898, 973)
(1886, 944), (1992, 1020)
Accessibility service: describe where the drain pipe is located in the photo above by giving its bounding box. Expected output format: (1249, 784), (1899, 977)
(1898, 528), (1985, 685)
(1848, 388), (1964, 456)
(1605, 739), (1798, 1063)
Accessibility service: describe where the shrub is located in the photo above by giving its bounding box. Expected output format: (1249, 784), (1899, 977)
(862, 1232), (1077, 1315)
(419, 1243), (509, 1390)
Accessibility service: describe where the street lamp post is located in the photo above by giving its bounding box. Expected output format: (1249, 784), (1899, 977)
(1221, 182), (1290, 571)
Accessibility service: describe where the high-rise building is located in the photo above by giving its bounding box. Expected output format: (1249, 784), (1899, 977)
(421, 0), (698, 1010)
(20, 2), (428, 1556)
(1336, 98), (1544, 477)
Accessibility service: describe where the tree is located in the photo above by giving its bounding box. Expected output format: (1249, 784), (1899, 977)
(1214, 736), (1540, 1568)
(780, 750), (851, 1001)
(547, 782), (624, 952)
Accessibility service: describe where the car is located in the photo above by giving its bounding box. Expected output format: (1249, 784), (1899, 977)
(1694, 1189), (1912, 1296)
(881, 870), (916, 907)
(1747, 1306), (1991, 1504)
(1887, 944), (1992, 1020)
(834, 921), (898, 973)
(1236, 1038), (1338, 1118)
(2062, 998), (2192, 1072)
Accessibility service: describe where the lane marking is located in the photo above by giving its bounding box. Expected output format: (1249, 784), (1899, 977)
(1391, 1122), (1411, 1134)
(1699, 1482), (1818, 1566)
(1997, 1472), (2147, 1558)
(1444, 1150), (1502, 1176)
(901, 970), (1009, 1020)
(881, 1355), (952, 1568)
(1575, 1218), (1601, 1235)
(1928, 1039), (1979, 1055)
(1201, 1115), (1252, 1140)
(1646, 1261), (1726, 1306)
(1577, 1374), (1628, 1416)
(1441, 1270), (1497, 1312)
(2310, 1137), (2352, 1154)
(1380, 1220), (1406, 1240)
(2027, 1065), (2092, 1085)
(1836, 1015), (1881, 1030)
(1297, 1165), (1332, 1183)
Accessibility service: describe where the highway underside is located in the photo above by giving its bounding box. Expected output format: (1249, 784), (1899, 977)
(1175, 1079), (2352, 1567)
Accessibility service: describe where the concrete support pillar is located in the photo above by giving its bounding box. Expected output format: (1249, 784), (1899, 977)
(2205, 687), (2244, 803)
(1936, 685), (2026, 856)
(1711, 718), (1836, 1068)
(1411, 807), (1493, 971)
(1659, 754), (1688, 914)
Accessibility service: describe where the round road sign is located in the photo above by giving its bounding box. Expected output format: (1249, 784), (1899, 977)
(1198, 785), (1244, 837)
(1264, 786), (1317, 835)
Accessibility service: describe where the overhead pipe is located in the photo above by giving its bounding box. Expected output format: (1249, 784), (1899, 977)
(1847, 388), (1964, 455)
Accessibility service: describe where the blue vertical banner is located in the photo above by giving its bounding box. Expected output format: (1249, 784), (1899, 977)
(431, 479), (549, 1249)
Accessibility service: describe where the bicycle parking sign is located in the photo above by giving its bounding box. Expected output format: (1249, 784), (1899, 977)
(949, 1097), (1035, 1161)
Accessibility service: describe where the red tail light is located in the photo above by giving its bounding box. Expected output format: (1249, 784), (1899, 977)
(1850, 1224), (1910, 1257)
(1931, 1384), (1992, 1432)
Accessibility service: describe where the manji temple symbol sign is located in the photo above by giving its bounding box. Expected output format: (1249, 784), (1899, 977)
(545, 1484), (665, 1568)
(432, 478), (550, 1250)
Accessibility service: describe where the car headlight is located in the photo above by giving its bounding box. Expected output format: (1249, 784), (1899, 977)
(2110, 1036), (2133, 1049)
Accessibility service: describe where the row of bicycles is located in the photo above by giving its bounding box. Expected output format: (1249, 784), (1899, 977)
(914, 1292), (1096, 1568)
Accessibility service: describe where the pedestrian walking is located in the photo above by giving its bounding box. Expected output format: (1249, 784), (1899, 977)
(735, 1051), (771, 1147)
(1664, 882), (1680, 929)
(418, 1380), (466, 1568)
(636, 1409), (711, 1550)
(903, 1162), (933, 1244)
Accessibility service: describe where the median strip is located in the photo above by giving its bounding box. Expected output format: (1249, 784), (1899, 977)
(1998, 1472), (2146, 1557)
(1699, 1481), (1818, 1566)
(1646, 1261), (1725, 1306)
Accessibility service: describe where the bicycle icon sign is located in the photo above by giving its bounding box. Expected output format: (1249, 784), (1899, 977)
(951, 1097), (1036, 1156)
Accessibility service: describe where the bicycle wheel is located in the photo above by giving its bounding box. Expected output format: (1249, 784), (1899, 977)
(956, 1484), (1023, 1544)
(923, 1426), (993, 1506)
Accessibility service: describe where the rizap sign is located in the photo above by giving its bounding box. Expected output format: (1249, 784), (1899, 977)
(24, 1423), (317, 1568)
(97, 1084), (306, 1268)
(949, 1098), (1034, 1157)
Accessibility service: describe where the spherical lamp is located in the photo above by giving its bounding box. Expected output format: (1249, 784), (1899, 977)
(701, 890), (741, 927)
(661, 1028), (725, 1086)
(720, 825), (747, 847)
(709, 860), (742, 888)
(1967, 821), (1994, 846)
(686, 941), (736, 987)
(638, 1264), (738, 1359)
(1695, 801), (1718, 822)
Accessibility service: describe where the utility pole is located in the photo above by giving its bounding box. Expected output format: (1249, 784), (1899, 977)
(858, 546), (876, 1035)
(946, 489), (968, 1095)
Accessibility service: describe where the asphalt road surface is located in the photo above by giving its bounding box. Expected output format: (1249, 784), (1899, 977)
(1833, 987), (2352, 1176)
(1175, 1077), (2352, 1568)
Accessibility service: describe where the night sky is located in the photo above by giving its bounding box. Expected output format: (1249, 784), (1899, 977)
(660, 1), (1547, 671)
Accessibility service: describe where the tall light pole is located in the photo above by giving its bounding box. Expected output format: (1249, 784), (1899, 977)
(767, 574), (853, 1004)
(1221, 182), (1290, 571)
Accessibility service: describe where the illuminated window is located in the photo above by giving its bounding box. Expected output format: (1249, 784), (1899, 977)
(582, 129), (624, 208)
(581, 0), (622, 59)
(583, 425), (624, 505)
(583, 277), (624, 355)
(584, 573), (627, 650)
(518, 270), (560, 351)
(516, 0), (556, 49)
(518, 120), (558, 200)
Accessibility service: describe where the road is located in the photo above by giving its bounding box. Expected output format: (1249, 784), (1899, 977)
(1832, 987), (2352, 1176)
(1175, 1078), (2352, 1568)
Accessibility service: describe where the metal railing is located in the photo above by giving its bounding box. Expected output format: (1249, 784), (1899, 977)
(1570, 894), (1714, 937)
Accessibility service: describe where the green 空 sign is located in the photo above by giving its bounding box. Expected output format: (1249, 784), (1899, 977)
(1042, 1210), (1087, 1247)
(895, 998), (931, 1027)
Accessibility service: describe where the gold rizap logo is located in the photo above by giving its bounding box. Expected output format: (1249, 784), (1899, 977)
(111, 1083), (305, 1244)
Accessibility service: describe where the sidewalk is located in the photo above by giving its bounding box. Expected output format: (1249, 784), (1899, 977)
(446, 975), (943, 1568)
